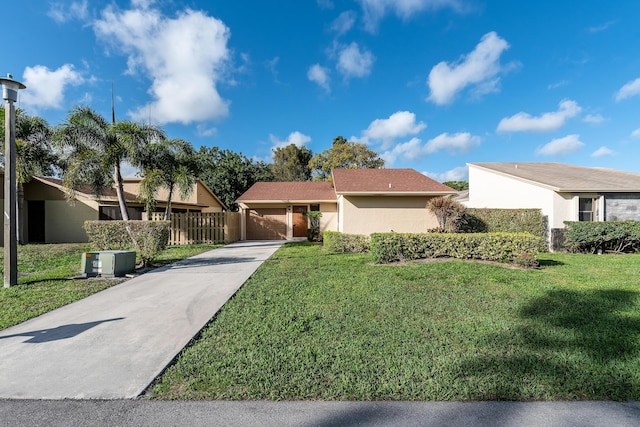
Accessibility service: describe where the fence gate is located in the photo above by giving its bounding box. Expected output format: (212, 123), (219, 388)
(150, 212), (240, 245)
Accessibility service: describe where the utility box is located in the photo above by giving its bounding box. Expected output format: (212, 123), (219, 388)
(81, 251), (137, 278)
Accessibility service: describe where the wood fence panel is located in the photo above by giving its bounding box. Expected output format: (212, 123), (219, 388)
(149, 212), (240, 245)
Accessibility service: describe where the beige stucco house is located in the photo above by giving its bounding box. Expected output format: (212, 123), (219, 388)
(1, 176), (225, 244)
(464, 162), (640, 233)
(236, 168), (455, 240)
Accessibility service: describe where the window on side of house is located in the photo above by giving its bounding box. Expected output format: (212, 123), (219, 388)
(310, 204), (320, 212)
(578, 197), (597, 221)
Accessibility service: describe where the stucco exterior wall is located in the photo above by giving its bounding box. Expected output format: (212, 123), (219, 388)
(466, 166), (560, 227)
(339, 195), (439, 235)
(45, 200), (98, 243)
(319, 202), (337, 233)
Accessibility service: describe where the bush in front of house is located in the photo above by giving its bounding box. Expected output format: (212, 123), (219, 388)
(462, 208), (547, 239)
(323, 231), (370, 253)
(370, 232), (545, 265)
(84, 220), (171, 266)
(563, 221), (640, 253)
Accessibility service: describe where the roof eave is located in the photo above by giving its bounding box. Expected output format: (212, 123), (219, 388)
(337, 191), (456, 196)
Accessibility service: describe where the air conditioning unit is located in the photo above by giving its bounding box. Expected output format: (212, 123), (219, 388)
(81, 250), (137, 278)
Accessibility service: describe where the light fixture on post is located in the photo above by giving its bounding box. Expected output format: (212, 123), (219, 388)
(1, 74), (26, 288)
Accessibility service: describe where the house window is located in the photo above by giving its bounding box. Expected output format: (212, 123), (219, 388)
(310, 204), (320, 212)
(99, 206), (144, 220)
(578, 197), (597, 221)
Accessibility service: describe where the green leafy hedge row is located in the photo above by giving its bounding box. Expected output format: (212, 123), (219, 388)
(464, 208), (547, 238)
(563, 221), (640, 253)
(370, 232), (545, 265)
(83, 220), (171, 266)
(323, 231), (370, 253)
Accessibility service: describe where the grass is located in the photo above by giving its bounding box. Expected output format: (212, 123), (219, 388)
(0, 242), (223, 331)
(150, 243), (640, 401)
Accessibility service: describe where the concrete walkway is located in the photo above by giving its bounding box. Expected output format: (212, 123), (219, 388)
(0, 240), (286, 399)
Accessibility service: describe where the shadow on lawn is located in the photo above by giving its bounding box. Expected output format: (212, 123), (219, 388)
(453, 289), (640, 400)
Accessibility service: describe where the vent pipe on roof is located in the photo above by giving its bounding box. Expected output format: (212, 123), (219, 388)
(389, 183), (392, 189)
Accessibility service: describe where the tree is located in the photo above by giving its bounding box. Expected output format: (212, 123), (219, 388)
(138, 138), (200, 219)
(443, 180), (469, 191)
(270, 144), (312, 181)
(427, 196), (466, 232)
(197, 146), (273, 211)
(309, 136), (384, 181)
(55, 106), (165, 220)
(0, 109), (57, 243)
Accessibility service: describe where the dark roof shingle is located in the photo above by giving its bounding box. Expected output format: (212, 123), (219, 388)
(332, 168), (455, 194)
(237, 181), (337, 202)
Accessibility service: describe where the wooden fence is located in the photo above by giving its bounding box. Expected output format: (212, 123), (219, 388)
(150, 212), (240, 245)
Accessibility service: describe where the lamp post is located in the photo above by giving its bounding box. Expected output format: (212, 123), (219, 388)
(1, 74), (25, 288)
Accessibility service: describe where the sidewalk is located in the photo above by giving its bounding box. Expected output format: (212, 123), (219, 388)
(0, 240), (286, 399)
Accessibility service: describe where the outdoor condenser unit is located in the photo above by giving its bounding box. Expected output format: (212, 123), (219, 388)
(81, 250), (136, 278)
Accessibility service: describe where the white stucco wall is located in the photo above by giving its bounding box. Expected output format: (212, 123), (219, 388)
(466, 166), (561, 227)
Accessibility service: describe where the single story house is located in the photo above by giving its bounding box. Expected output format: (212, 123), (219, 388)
(236, 168), (456, 240)
(0, 175), (225, 244)
(463, 162), (640, 232)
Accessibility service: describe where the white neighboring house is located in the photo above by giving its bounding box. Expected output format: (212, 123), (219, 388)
(463, 162), (640, 241)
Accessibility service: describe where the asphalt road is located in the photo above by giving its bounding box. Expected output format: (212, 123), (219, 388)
(1, 400), (639, 427)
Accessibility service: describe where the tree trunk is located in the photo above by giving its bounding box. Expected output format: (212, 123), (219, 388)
(163, 185), (174, 220)
(114, 163), (130, 221)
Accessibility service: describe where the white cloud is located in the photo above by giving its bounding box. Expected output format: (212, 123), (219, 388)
(337, 42), (375, 79)
(196, 124), (218, 137)
(497, 99), (582, 133)
(48, 0), (88, 23)
(591, 146), (615, 157)
(424, 166), (468, 182)
(120, 160), (140, 178)
(362, 111), (426, 148)
(21, 64), (85, 110)
(358, 0), (464, 32)
(317, 0), (334, 9)
(381, 137), (423, 165)
(424, 132), (481, 154)
(308, 64), (331, 92)
(536, 134), (584, 156)
(427, 32), (510, 105)
(587, 20), (616, 33)
(269, 131), (312, 150)
(93, 5), (231, 125)
(615, 78), (640, 102)
(631, 128), (640, 139)
(583, 114), (605, 124)
(330, 11), (357, 36)
(548, 80), (569, 90)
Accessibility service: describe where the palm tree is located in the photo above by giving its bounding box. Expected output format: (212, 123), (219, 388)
(0, 109), (57, 243)
(138, 138), (200, 220)
(55, 106), (165, 220)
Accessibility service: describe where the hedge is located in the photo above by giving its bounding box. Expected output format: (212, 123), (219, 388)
(563, 221), (640, 253)
(463, 208), (547, 239)
(370, 232), (545, 266)
(323, 231), (370, 253)
(83, 220), (171, 266)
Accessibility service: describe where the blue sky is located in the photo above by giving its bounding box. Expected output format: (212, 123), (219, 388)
(3, 0), (640, 181)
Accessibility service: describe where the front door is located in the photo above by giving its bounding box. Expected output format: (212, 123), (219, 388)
(292, 205), (308, 238)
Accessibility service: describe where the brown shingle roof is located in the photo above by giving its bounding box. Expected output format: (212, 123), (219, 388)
(34, 176), (140, 202)
(469, 162), (640, 192)
(237, 181), (337, 202)
(332, 168), (455, 194)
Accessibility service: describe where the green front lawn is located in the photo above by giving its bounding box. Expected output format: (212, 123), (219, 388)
(0, 243), (222, 331)
(150, 243), (640, 401)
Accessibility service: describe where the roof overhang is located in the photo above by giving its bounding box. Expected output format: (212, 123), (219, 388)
(337, 191), (456, 197)
(238, 199), (337, 204)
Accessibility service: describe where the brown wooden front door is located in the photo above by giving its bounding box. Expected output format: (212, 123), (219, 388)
(292, 205), (308, 238)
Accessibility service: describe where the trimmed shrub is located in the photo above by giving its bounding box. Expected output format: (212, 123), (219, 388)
(370, 232), (545, 265)
(84, 220), (171, 266)
(563, 221), (640, 253)
(323, 231), (370, 253)
(463, 208), (547, 240)
(427, 196), (466, 232)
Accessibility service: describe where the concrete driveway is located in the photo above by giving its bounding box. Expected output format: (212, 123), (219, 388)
(0, 240), (286, 399)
